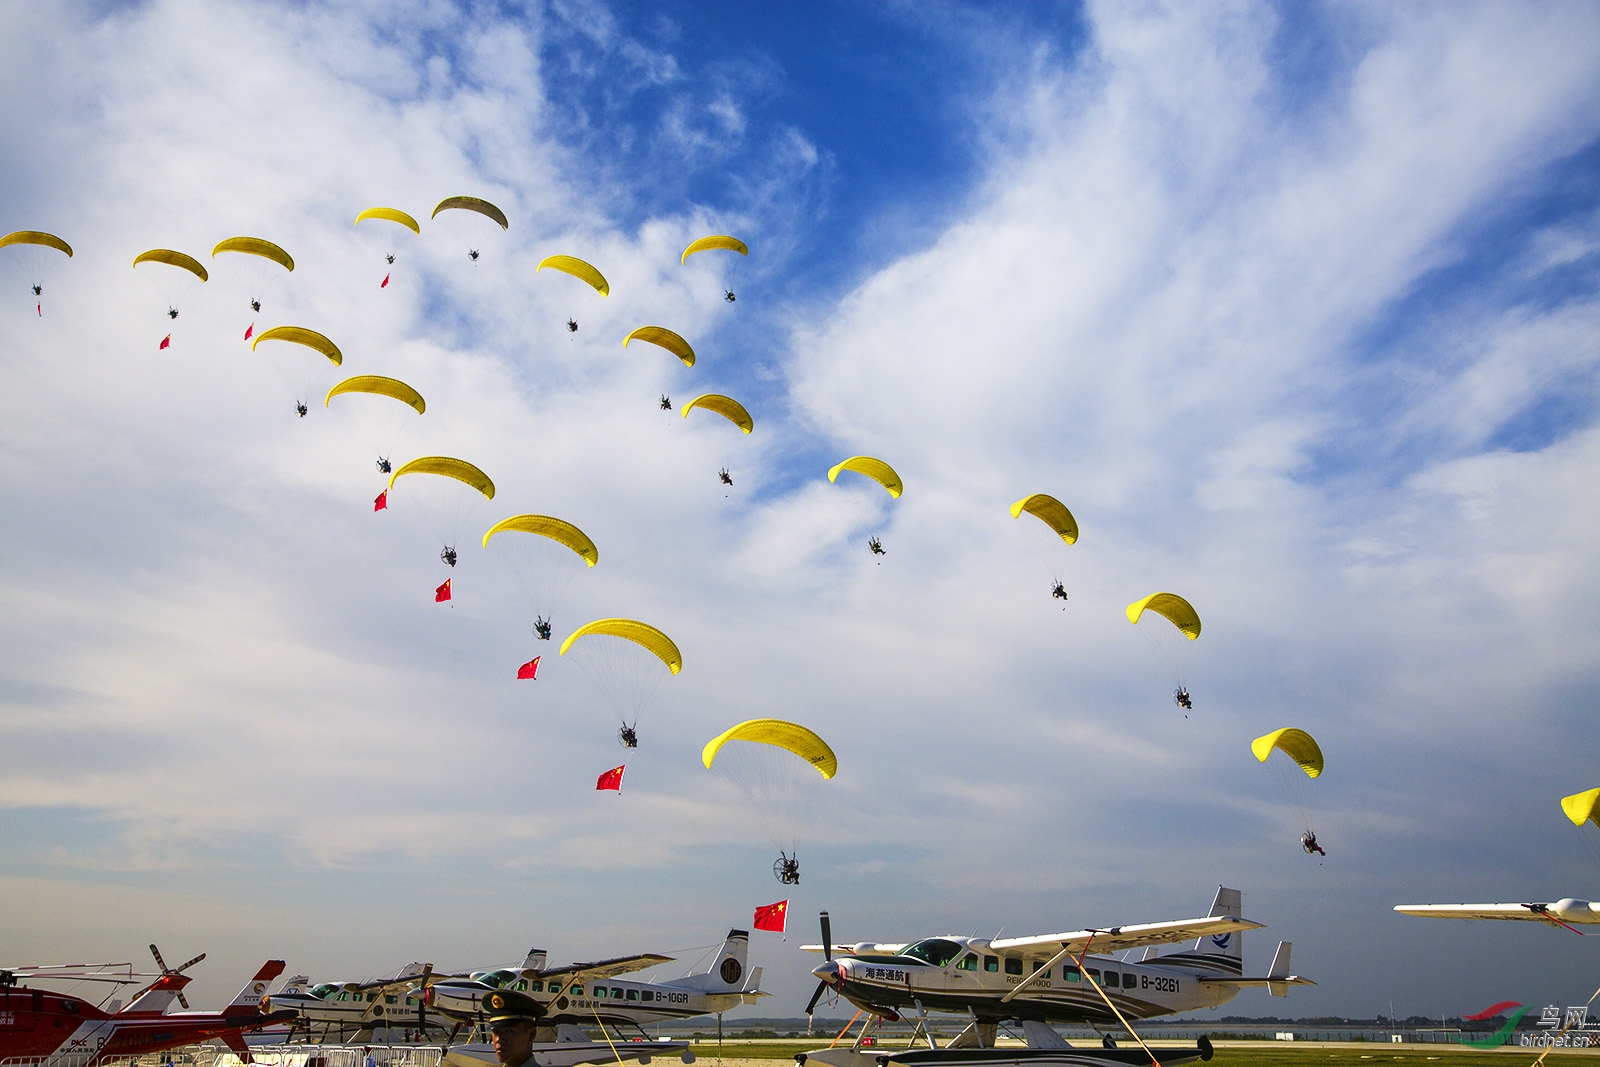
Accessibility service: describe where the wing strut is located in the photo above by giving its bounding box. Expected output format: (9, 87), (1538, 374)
(1067, 935), (1160, 1067)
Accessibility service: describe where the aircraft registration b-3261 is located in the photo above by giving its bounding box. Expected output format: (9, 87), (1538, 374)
(799, 887), (1311, 1061)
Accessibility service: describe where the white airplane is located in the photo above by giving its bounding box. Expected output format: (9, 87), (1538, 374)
(419, 930), (763, 1035)
(1393, 899), (1600, 932)
(797, 887), (1310, 1065)
(264, 961), (451, 1041)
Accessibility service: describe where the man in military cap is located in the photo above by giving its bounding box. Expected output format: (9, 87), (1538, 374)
(483, 990), (541, 1067)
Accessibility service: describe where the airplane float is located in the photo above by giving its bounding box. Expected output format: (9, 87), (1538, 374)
(0, 952), (294, 1067)
(796, 888), (1312, 1067)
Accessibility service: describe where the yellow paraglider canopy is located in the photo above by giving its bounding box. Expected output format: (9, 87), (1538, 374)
(1251, 728), (1323, 779)
(482, 514), (598, 565)
(681, 235), (749, 264)
(828, 456), (902, 498)
(1011, 493), (1078, 544)
(1, 231), (72, 257)
(681, 394), (753, 434)
(355, 207), (421, 233)
(212, 237), (294, 271)
(560, 618), (680, 674)
(325, 375), (425, 413)
(1562, 789), (1600, 827)
(132, 249), (208, 282)
(702, 718), (836, 779)
(388, 456), (495, 499)
(623, 326), (696, 367)
(1126, 592), (1201, 639)
(431, 196), (509, 230)
(537, 255), (609, 296)
(252, 326), (343, 365)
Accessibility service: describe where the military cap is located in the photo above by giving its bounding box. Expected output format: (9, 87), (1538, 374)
(483, 989), (540, 1027)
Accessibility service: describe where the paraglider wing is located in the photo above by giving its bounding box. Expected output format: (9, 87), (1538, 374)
(560, 618), (680, 674)
(1562, 789), (1600, 827)
(388, 456), (496, 500)
(1010, 493), (1079, 544)
(251, 326), (343, 366)
(681, 393), (753, 434)
(702, 719), (836, 779)
(355, 207), (421, 233)
(431, 196), (509, 230)
(537, 255), (610, 296)
(132, 248), (208, 282)
(681, 235), (749, 263)
(1125, 592), (1202, 639)
(211, 237), (294, 271)
(482, 514), (598, 565)
(1250, 728), (1324, 779)
(1, 231), (72, 257)
(325, 375), (425, 414)
(623, 326), (696, 367)
(828, 456), (903, 498)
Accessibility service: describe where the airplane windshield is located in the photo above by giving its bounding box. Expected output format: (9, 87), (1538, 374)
(309, 984), (340, 999)
(899, 939), (964, 967)
(480, 970), (516, 988)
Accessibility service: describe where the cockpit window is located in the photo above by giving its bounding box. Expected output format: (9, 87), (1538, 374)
(310, 984), (339, 999)
(482, 970), (516, 989)
(900, 939), (964, 967)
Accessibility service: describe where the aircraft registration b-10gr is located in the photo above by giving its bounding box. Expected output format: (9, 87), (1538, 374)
(798, 887), (1311, 1065)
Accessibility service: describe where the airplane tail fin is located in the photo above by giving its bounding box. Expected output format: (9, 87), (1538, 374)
(224, 961), (287, 1016)
(1267, 941), (1293, 997)
(1193, 886), (1244, 962)
(520, 948), (548, 973)
(673, 930), (752, 992)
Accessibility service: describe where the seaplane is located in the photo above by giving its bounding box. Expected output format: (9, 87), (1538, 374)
(796, 887), (1312, 1067)
(0, 951), (294, 1067)
(1393, 899), (1600, 932)
(418, 929), (764, 1036)
(262, 961), (453, 1043)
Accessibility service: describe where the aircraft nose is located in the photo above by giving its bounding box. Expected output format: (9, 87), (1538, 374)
(811, 961), (842, 986)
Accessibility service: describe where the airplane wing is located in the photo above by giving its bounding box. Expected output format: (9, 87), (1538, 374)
(989, 914), (1264, 958)
(1394, 900), (1600, 925)
(533, 953), (674, 981)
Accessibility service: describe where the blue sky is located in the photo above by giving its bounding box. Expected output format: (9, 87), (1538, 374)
(3, 0), (1600, 1025)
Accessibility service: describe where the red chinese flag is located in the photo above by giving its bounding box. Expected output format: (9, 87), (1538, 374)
(243, 323), (254, 341)
(435, 578), (452, 602)
(753, 900), (788, 933)
(36, 303), (42, 317)
(596, 765), (625, 792)
(380, 273), (390, 288)
(373, 489), (387, 511)
(159, 334), (171, 350)
(517, 656), (541, 680)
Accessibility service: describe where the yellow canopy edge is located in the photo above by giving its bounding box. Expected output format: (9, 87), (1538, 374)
(623, 326), (696, 367)
(482, 514), (599, 566)
(355, 207), (421, 233)
(702, 718), (837, 779)
(537, 255), (609, 296)
(828, 456), (903, 498)
(251, 326), (343, 366)
(681, 393), (753, 434)
(0, 231), (72, 257)
(1562, 788), (1600, 827)
(325, 375), (425, 414)
(1125, 592), (1201, 639)
(431, 196), (509, 230)
(132, 248), (208, 282)
(1010, 493), (1079, 544)
(559, 618), (681, 674)
(681, 235), (749, 264)
(211, 236), (294, 271)
(1250, 728), (1323, 779)
(387, 456), (495, 500)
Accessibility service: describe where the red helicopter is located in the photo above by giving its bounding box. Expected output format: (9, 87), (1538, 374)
(0, 945), (293, 1066)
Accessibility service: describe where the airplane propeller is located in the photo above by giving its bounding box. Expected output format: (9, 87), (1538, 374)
(149, 944), (206, 1009)
(804, 911), (838, 1019)
(414, 964), (434, 1035)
